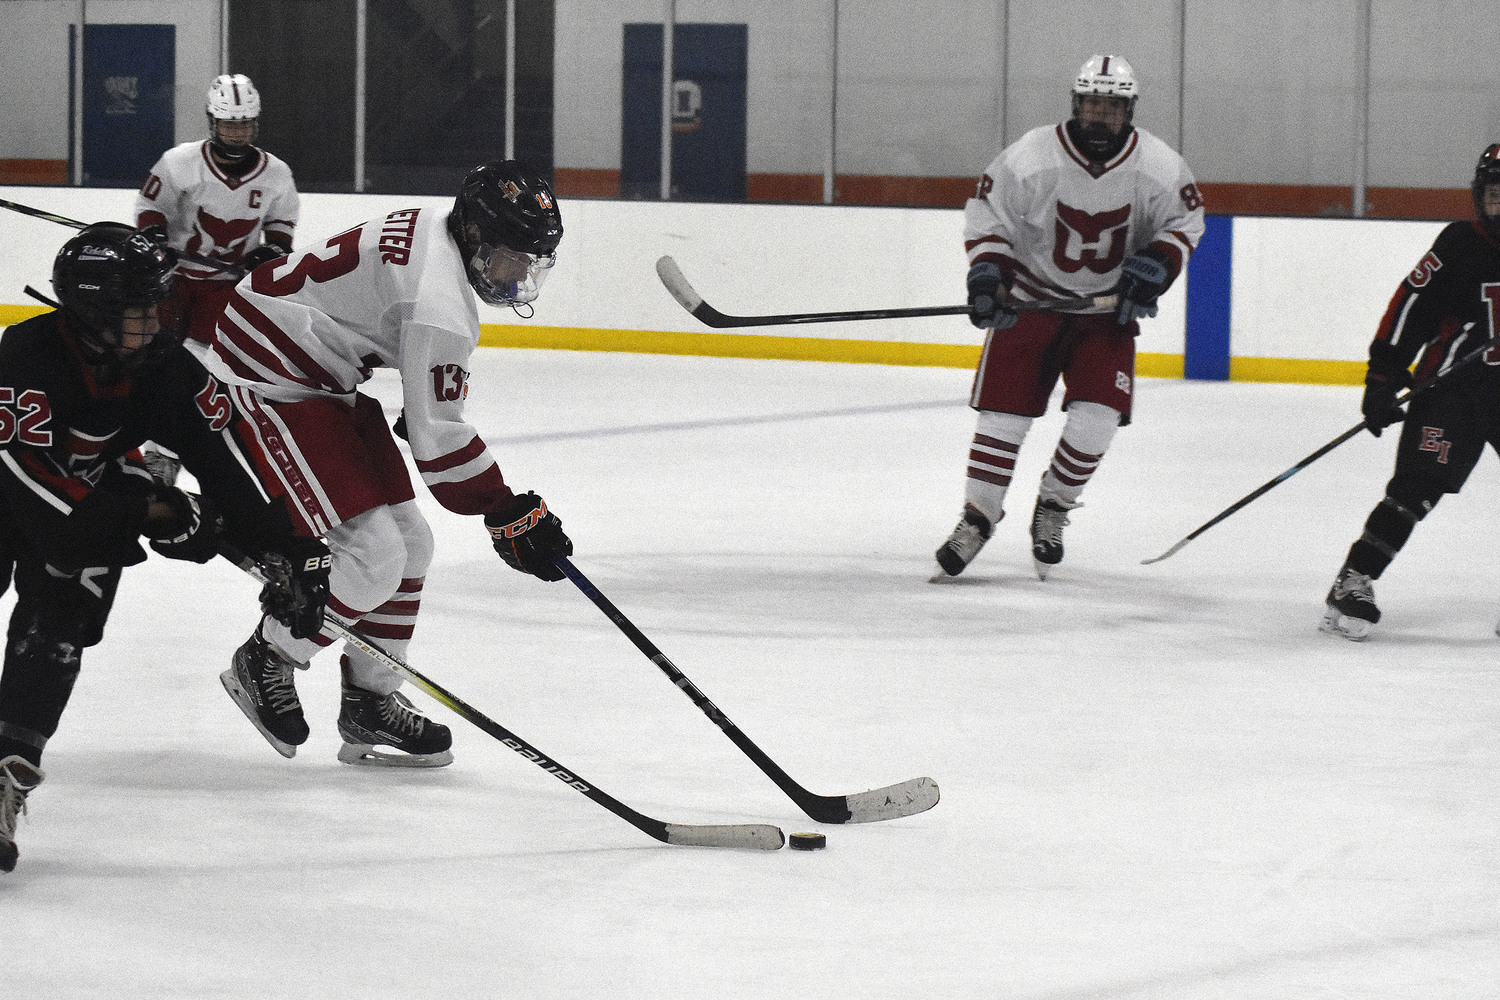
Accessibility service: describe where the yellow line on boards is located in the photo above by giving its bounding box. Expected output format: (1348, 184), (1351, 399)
(0, 307), (1363, 386)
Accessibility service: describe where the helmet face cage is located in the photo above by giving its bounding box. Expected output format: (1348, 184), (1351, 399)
(1068, 54), (1138, 159)
(449, 160), (563, 306)
(206, 74), (261, 153)
(1474, 144), (1500, 241)
(52, 223), (177, 375)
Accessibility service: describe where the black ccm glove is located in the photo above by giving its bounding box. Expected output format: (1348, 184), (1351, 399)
(484, 492), (572, 582)
(145, 489), (223, 564)
(967, 262), (1018, 330)
(258, 536), (332, 640)
(1115, 252), (1170, 325)
(1361, 366), (1412, 437)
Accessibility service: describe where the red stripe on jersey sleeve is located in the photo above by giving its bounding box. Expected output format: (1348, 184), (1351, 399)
(427, 463), (513, 516)
(15, 451), (90, 504)
(413, 434), (489, 474)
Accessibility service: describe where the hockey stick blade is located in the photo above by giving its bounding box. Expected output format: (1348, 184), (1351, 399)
(657, 255), (1111, 328)
(220, 544), (783, 850)
(560, 557), (940, 824)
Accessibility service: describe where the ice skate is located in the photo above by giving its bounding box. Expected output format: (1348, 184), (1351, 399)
(221, 626), (310, 758)
(931, 505), (998, 581)
(1, 755), (44, 874)
(337, 665), (453, 768)
(1029, 495), (1080, 580)
(1320, 566), (1380, 641)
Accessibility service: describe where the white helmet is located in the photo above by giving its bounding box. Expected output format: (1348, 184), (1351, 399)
(206, 74), (260, 160)
(1072, 55), (1138, 100)
(206, 74), (261, 121)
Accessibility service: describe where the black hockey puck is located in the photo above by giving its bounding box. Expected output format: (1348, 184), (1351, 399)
(788, 831), (826, 851)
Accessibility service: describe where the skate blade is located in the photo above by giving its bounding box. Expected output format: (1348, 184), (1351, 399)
(1032, 556), (1055, 581)
(337, 742), (454, 768)
(1319, 607), (1371, 641)
(928, 561), (961, 583)
(219, 669), (298, 758)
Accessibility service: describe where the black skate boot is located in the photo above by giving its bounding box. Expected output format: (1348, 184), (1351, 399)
(337, 660), (453, 768)
(932, 505), (998, 580)
(1320, 566), (1380, 641)
(221, 627), (310, 758)
(1, 755), (44, 874)
(1029, 495), (1080, 580)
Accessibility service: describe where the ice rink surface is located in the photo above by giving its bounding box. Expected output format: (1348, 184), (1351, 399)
(6, 348), (1498, 999)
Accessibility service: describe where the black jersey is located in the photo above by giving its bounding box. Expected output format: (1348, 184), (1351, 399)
(0, 311), (160, 570)
(1371, 220), (1500, 381)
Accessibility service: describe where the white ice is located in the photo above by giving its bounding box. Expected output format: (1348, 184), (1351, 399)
(6, 349), (1498, 998)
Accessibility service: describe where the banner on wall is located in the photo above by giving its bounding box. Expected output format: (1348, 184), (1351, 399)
(620, 23), (747, 201)
(80, 23), (176, 187)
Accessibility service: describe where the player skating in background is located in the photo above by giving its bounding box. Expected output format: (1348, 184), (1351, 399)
(198, 160), (574, 767)
(1320, 144), (1500, 640)
(135, 74), (299, 486)
(933, 54), (1204, 581)
(0, 225), (326, 873)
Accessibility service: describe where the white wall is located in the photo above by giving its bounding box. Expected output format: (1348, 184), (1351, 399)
(2, 186), (1449, 371)
(0, 0), (223, 161)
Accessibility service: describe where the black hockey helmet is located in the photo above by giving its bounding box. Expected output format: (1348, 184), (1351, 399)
(1473, 143), (1500, 242)
(447, 160), (563, 306)
(51, 222), (176, 376)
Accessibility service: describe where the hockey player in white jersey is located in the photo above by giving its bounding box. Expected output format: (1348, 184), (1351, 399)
(136, 74), (300, 346)
(199, 160), (570, 766)
(933, 54), (1205, 581)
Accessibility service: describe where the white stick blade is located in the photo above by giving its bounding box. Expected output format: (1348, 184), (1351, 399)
(843, 777), (940, 824)
(665, 823), (785, 850)
(655, 256), (704, 312)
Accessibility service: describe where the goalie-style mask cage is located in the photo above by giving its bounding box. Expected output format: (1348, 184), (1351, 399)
(52, 223), (177, 377)
(206, 73), (261, 160)
(447, 160), (563, 306)
(1474, 143), (1500, 243)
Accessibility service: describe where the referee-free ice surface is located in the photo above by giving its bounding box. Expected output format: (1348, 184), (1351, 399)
(7, 349), (1498, 999)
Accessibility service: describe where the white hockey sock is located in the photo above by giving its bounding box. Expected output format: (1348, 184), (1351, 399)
(963, 410), (1033, 525)
(1038, 401), (1120, 505)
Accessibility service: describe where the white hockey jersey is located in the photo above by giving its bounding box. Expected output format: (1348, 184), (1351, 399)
(964, 124), (1205, 310)
(194, 208), (512, 516)
(135, 140), (299, 281)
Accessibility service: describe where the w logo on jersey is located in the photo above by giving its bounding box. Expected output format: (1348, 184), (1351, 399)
(186, 208), (258, 261)
(1053, 202), (1130, 275)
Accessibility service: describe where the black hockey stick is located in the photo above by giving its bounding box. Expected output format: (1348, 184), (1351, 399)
(1142, 334), (1500, 564)
(220, 544), (783, 850)
(558, 557), (940, 824)
(656, 255), (1117, 328)
(0, 196), (242, 276)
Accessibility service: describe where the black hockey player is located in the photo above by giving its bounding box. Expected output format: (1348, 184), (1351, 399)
(0, 223), (328, 873)
(1321, 143), (1500, 640)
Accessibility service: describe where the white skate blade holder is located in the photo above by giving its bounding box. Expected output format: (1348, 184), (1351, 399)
(1319, 607), (1371, 641)
(337, 742), (455, 768)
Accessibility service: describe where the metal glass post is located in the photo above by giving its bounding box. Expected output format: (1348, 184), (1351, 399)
(1352, 0), (1371, 217)
(355, 0), (366, 192)
(660, 0), (674, 200)
(72, 0), (86, 185)
(505, 0), (516, 161)
(823, 0), (838, 204)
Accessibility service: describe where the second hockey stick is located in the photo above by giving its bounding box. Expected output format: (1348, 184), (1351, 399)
(1142, 334), (1500, 565)
(657, 255), (1116, 328)
(221, 545), (783, 850)
(0, 196), (242, 276)
(558, 557), (940, 824)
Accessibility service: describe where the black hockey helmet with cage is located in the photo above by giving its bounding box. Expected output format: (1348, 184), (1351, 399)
(51, 222), (176, 375)
(447, 160), (563, 306)
(1473, 143), (1500, 242)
